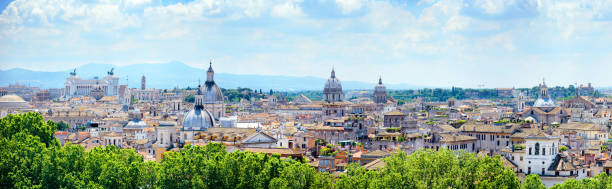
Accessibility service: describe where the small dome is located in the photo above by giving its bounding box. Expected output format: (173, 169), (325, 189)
(0, 95), (26, 102)
(125, 120), (148, 128)
(534, 98), (557, 107)
(182, 106), (215, 131)
(159, 121), (177, 127)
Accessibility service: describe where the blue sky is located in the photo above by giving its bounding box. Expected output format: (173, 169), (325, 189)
(0, 0), (611, 88)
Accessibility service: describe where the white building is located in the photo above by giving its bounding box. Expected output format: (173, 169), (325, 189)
(524, 133), (559, 175)
(133, 88), (160, 102)
(503, 132), (587, 178)
(156, 121), (179, 149)
(64, 69), (119, 98)
(220, 116), (237, 128)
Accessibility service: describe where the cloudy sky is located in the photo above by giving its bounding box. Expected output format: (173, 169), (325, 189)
(1, 0), (611, 88)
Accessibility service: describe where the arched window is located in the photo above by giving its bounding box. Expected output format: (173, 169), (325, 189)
(535, 143), (540, 155)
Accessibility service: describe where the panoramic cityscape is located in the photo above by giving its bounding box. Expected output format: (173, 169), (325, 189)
(2, 0), (612, 188)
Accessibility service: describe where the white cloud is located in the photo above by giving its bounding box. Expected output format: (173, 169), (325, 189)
(271, 1), (304, 18)
(124, 0), (152, 8)
(2, 0), (612, 87)
(444, 15), (470, 31)
(472, 0), (515, 14)
(335, 0), (363, 14)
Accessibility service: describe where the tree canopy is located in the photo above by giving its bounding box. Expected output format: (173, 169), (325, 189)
(2, 112), (612, 188)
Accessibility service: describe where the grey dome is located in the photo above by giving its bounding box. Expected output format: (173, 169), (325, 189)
(374, 77), (386, 93)
(182, 106), (215, 131)
(203, 83), (224, 103)
(373, 77), (387, 104)
(324, 69), (342, 94)
(202, 62), (224, 104)
(0, 95), (30, 110)
(323, 68), (343, 102)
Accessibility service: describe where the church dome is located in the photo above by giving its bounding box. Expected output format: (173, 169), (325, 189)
(183, 87), (215, 131)
(374, 77), (386, 93)
(323, 68), (343, 103)
(203, 84), (224, 103)
(373, 77), (387, 104)
(324, 69), (342, 93)
(202, 62), (224, 104)
(533, 79), (557, 107)
(125, 120), (148, 128)
(0, 95), (26, 102)
(534, 98), (557, 107)
(183, 106), (215, 131)
(0, 95), (31, 110)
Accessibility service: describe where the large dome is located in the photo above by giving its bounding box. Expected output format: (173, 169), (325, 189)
(182, 107), (215, 131)
(324, 69), (342, 93)
(323, 68), (343, 102)
(0, 95), (30, 110)
(203, 83), (224, 103)
(0, 95), (26, 103)
(374, 78), (386, 93)
(202, 62), (224, 104)
(373, 77), (387, 104)
(325, 77), (342, 91)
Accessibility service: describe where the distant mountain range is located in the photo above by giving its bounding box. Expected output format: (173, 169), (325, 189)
(0, 61), (426, 91)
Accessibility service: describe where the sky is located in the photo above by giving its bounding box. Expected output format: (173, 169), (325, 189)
(0, 0), (611, 88)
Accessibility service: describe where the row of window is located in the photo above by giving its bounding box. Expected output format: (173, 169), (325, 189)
(528, 142), (557, 156)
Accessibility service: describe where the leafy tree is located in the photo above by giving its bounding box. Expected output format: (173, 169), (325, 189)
(56, 121), (69, 131)
(335, 148), (520, 189)
(8, 112), (611, 189)
(0, 112), (58, 146)
(523, 174), (546, 189)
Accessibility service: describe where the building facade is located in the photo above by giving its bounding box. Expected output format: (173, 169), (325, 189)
(64, 69), (119, 98)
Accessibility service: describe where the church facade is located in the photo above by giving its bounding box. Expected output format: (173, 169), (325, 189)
(518, 79), (570, 124)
